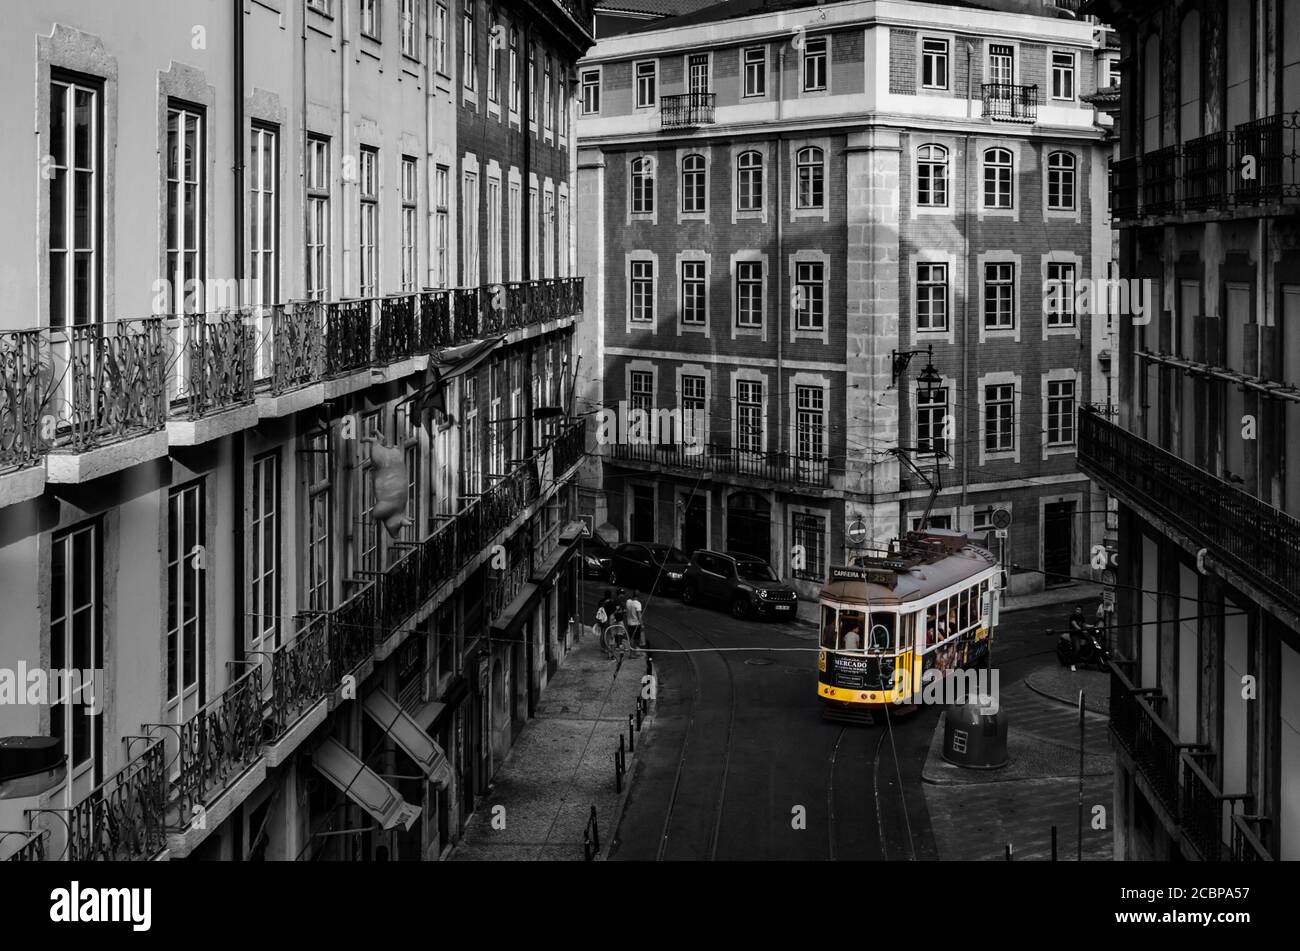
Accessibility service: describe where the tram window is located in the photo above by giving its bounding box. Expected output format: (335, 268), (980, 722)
(959, 589), (970, 630)
(926, 604), (938, 647)
(947, 599), (958, 636)
(899, 614), (915, 651)
(979, 580), (989, 620)
(838, 609), (866, 651)
(867, 613), (895, 653)
(821, 606), (838, 649)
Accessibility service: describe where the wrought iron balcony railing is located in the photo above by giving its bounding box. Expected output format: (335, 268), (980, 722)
(982, 83), (1038, 122)
(1109, 156), (1140, 219)
(661, 93), (716, 130)
(24, 739), (169, 861)
(1231, 814), (1274, 861)
(1179, 748), (1253, 862)
(0, 278), (584, 478)
(1079, 409), (1300, 620)
(1, 829), (48, 861)
(1182, 131), (1231, 211)
(1141, 145), (1179, 216)
(270, 613), (332, 734)
(1106, 658), (1185, 816)
(607, 440), (831, 488)
(1234, 112), (1300, 204)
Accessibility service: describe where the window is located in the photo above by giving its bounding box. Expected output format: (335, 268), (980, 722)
(983, 262), (1015, 330)
(489, 361), (504, 477)
(529, 185), (538, 275)
(167, 481), (206, 704)
(558, 191), (568, 276)
(795, 261), (824, 331)
(558, 79), (567, 139)
(635, 60), (657, 108)
(737, 380), (763, 453)
(917, 144), (948, 207)
(984, 383), (1015, 452)
(1109, 58), (1121, 89)
(435, 3), (449, 75)
(631, 260), (654, 323)
(580, 68), (599, 115)
(396, 401), (421, 542)
(681, 374), (706, 445)
(1046, 261), (1076, 328)
(630, 371), (653, 415)
(803, 37), (827, 91)
(307, 137), (330, 300)
(435, 164), (449, 287)
(983, 147), (1012, 209)
(917, 386), (949, 454)
(737, 261), (763, 328)
(529, 42), (537, 120)
(791, 512), (825, 581)
(401, 0), (421, 60)
(682, 154), (705, 213)
(249, 124), (279, 308)
(250, 453), (280, 653)
(543, 189), (554, 277)
(989, 43), (1014, 86)
(917, 262), (948, 332)
(402, 156), (418, 292)
(361, 0), (379, 39)
(462, 169), (479, 284)
(508, 180), (521, 279)
(1047, 151), (1076, 210)
(463, 378), (480, 495)
(544, 57), (553, 130)
(1047, 379), (1076, 446)
(165, 101), (204, 316)
(1051, 50), (1075, 100)
(487, 176), (501, 283)
(682, 260), (705, 324)
(50, 75), (101, 327)
(796, 147), (824, 209)
(743, 47), (766, 97)
(359, 146), (379, 297)
(737, 150), (763, 212)
(487, 15), (500, 103)
(795, 385), (825, 460)
(922, 38), (949, 89)
(306, 432), (333, 613)
(510, 29), (520, 113)
(435, 385), (456, 515)
(50, 521), (102, 775)
(353, 413), (382, 576)
(631, 157), (654, 214)
(462, 0), (475, 90)
(687, 54), (710, 95)
(308, 0), (331, 12)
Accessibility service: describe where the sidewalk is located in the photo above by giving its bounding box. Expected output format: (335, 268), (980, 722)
(450, 632), (652, 861)
(921, 667), (1114, 861)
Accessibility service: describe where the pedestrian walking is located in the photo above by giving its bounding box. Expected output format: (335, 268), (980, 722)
(625, 591), (644, 649)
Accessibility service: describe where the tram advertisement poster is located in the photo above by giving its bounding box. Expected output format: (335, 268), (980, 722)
(831, 653), (871, 689)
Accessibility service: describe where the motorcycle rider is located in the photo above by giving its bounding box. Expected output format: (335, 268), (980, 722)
(1068, 605), (1088, 671)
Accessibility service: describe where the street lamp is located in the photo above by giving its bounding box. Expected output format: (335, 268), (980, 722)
(889, 343), (940, 391)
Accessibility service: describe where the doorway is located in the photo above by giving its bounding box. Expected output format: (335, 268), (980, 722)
(630, 484), (656, 542)
(1043, 500), (1076, 587)
(726, 492), (771, 562)
(681, 492), (708, 555)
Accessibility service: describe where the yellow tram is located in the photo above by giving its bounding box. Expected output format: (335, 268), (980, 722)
(817, 529), (1000, 722)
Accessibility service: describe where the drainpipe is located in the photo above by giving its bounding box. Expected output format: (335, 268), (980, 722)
(341, 0), (353, 296)
(233, 0), (247, 666)
(961, 40), (974, 512)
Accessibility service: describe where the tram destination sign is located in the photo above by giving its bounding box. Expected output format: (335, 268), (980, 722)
(829, 564), (899, 587)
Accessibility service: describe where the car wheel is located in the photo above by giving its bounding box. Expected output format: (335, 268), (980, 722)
(682, 584), (697, 606)
(731, 595), (750, 620)
(608, 569), (618, 586)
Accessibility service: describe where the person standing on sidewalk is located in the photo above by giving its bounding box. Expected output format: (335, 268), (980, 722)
(625, 591), (644, 650)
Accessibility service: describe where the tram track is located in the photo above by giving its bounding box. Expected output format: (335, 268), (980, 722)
(645, 609), (739, 862)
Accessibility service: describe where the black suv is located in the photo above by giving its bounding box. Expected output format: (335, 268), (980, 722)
(579, 533), (616, 580)
(608, 543), (690, 595)
(681, 550), (799, 619)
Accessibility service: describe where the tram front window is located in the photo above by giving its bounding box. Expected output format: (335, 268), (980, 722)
(867, 613), (896, 654)
(836, 609), (866, 651)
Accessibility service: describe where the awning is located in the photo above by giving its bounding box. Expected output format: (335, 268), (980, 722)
(532, 523), (585, 588)
(310, 737), (421, 831)
(490, 582), (543, 640)
(433, 337), (502, 380)
(362, 689), (454, 789)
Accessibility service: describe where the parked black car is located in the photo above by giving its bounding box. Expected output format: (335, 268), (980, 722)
(681, 550), (799, 620)
(607, 543), (690, 595)
(579, 533), (616, 579)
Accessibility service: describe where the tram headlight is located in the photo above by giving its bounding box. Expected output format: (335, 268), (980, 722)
(667, 571), (683, 580)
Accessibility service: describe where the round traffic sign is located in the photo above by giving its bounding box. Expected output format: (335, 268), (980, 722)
(991, 509), (1012, 530)
(847, 518), (868, 544)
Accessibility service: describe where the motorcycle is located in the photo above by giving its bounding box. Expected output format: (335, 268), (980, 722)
(1055, 622), (1111, 670)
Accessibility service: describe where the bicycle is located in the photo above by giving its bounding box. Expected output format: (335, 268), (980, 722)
(601, 621), (631, 659)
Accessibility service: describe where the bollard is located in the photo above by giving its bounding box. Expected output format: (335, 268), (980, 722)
(615, 748), (623, 794)
(1005, 844), (1013, 861)
(628, 714), (635, 752)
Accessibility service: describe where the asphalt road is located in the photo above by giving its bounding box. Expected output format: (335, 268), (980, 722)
(593, 581), (1095, 861)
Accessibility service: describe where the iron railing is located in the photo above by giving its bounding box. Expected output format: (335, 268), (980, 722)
(270, 613), (333, 734)
(1109, 156), (1140, 219)
(0, 329), (55, 471)
(1179, 748), (1251, 862)
(661, 92), (716, 130)
(608, 440), (831, 488)
(1106, 657), (1185, 817)
(1079, 409), (1300, 620)
(982, 83), (1038, 122)
(1, 829), (49, 861)
(170, 311), (256, 419)
(1182, 131), (1230, 211)
(64, 318), (168, 452)
(1231, 814), (1273, 861)
(1234, 112), (1300, 204)
(376, 294), (418, 364)
(1142, 145), (1180, 215)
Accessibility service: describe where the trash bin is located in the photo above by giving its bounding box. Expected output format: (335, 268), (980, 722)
(941, 696), (1008, 769)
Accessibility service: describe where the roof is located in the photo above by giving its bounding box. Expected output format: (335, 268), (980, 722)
(597, 0), (716, 15)
(621, 0), (1060, 34)
(819, 545), (997, 607)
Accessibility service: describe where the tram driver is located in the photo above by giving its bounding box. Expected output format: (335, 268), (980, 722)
(841, 626), (862, 651)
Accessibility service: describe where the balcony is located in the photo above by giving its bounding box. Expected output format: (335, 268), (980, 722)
(981, 83), (1038, 123)
(1108, 112), (1300, 222)
(660, 93), (716, 130)
(607, 441), (831, 489)
(1231, 814), (1274, 861)
(1079, 409), (1300, 620)
(0, 277), (584, 484)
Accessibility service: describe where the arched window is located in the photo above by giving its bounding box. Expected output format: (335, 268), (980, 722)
(737, 150), (763, 212)
(631, 156), (654, 214)
(983, 147), (1013, 209)
(796, 146), (824, 209)
(682, 154), (706, 213)
(916, 144), (949, 207)
(1047, 151), (1076, 210)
